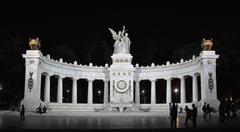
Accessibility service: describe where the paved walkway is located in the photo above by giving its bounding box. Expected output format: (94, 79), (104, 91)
(0, 111), (240, 130)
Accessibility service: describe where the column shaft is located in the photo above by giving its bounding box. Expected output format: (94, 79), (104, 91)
(135, 81), (140, 105)
(72, 78), (77, 103)
(151, 80), (156, 104)
(57, 76), (63, 103)
(180, 77), (186, 103)
(104, 80), (108, 104)
(192, 75), (198, 102)
(88, 80), (93, 104)
(166, 79), (172, 103)
(44, 74), (50, 102)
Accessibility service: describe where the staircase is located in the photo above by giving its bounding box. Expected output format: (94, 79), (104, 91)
(47, 103), (104, 112)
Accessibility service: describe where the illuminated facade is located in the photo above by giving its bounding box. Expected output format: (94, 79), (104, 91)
(21, 28), (219, 112)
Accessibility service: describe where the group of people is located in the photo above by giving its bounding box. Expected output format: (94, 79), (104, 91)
(218, 99), (238, 123)
(169, 103), (198, 128)
(36, 105), (47, 114)
(170, 100), (239, 128)
(202, 103), (212, 119)
(9, 102), (21, 112)
(184, 104), (198, 127)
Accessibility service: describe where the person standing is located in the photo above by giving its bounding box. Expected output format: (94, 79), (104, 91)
(170, 103), (178, 128)
(184, 106), (192, 126)
(20, 105), (25, 120)
(192, 104), (197, 128)
(206, 104), (212, 119)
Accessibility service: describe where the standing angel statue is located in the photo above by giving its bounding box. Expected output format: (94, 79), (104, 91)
(109, 26), (131, 54)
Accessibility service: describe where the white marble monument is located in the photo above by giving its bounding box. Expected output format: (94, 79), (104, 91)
(108, 27), (134, 111)
(21, 28), (219, 112)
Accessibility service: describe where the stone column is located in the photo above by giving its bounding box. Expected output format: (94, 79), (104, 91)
(192, 74), (198, 102)
(72, 78), (78, 104)
(180, 76), (186, 104)
(44, 74), (51, 102)
(57, 76), (63, 103)
(88, 79), (93, 104)
(135, 80), (140, 106)
(104, 80), (109, 104)
(166, 78), (172, 104)
(151, 80), (156, 104)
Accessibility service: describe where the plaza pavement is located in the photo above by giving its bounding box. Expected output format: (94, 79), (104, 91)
(0, 110), (240, 131)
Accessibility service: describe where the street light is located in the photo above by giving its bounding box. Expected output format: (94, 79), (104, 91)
(98, 90), (101, 103)
(174, 88), (178, 103)
(98, 90), (101, 95)
(141, 90), (146, 104)
(174, 88), (178, 93)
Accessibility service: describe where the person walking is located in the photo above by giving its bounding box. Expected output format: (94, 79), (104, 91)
(225, 100), (231, 120)
(202, 103), (207, 119)
(231, 102), (238, 120)
(192, 104), (197, 128)
(219, 101), (225, 123)
(20, 105), (25, 120)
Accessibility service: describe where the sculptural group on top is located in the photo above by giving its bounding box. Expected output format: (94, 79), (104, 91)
(109, 26), (131, 54)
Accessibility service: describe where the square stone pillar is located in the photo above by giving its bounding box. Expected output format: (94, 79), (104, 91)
(200, 51), (219, 109)
(21, 50), (42, 112)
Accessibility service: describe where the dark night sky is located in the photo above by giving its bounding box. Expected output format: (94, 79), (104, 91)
(1, 1), (240, 102)
(1, 5), (240, 61)
(1, 3), (240, 46)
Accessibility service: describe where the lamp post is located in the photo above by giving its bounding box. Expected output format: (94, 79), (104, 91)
(174, 88), (178, 103)
(141, 90), (146, 104)
(98, 90), (101, 103)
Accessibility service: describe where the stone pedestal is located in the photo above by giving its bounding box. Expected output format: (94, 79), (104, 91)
(109, 53), (134, 106)
(200, 51), (219, 110)
(21, 50), (42, 112)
